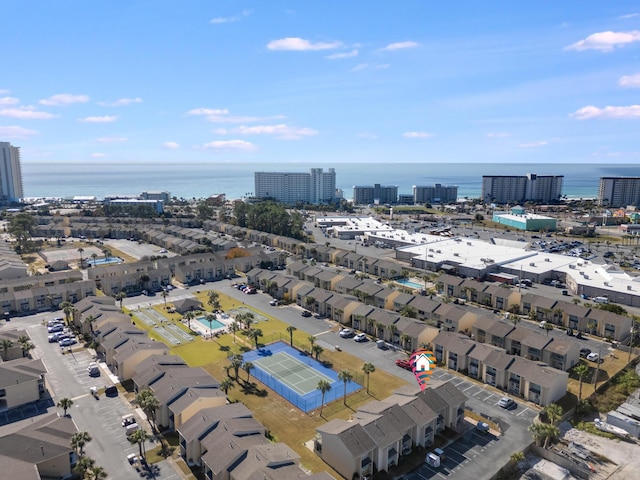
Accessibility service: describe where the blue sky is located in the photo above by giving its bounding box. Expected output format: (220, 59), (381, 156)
(2, 1), (640, 164)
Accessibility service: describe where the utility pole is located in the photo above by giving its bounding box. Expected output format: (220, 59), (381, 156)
(593, 348), (602, 398)
(629, 318), (636, 364)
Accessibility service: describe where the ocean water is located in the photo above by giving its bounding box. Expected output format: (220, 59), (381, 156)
(21, 162), (640, 201)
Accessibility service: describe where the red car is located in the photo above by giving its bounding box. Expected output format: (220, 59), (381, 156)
(395, 359), (412, 371)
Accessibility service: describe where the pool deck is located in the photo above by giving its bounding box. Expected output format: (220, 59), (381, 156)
(187, 312), (232, 338)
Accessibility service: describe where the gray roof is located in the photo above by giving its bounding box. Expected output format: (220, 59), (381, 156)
(432, 381), (468, 405)
(355, 411), (402, 448)
(168, 387), (226, 416)
(505, 326), (532, 343)
(486, 321), (515, 338)
(432, 331), (476, 356)
(317, 420), (376, 457)
(358, 402), (415, 432)
(520, 331), (553, 350)
(508, 356), (568, 388)
(0, 358), (46, 389)
(178, 403), (254, 443)
(150, 367), (219, 405)
(230, 443), (300, 480)
(484, 350), (516, 371)
(467, 342), (503, 362)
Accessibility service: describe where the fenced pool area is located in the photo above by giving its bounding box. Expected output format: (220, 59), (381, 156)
(87, 256), (124, 266)
(133, 307), (195, 345)
(242, 341), (362, 412)
(395, 278), (424, 290)
(196, 316), (225, 330)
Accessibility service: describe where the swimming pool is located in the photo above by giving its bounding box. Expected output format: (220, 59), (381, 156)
(395, 278), (424, 290)
(87, 257), (124, 266)
(196, 316), (225, 330)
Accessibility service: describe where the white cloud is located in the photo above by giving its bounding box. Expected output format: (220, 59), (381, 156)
(78, 115), (118, 123)
(486, 132), (511, 138)
(267, 37), (341, 51)
(619, 13), (639, 19)
(203, 140), (257, 151)
(39, 93), (89, 106)
(620, 73), (640, 87)
(210, 9), (251, 24)
(90, 153), (107, 158)
(570, 105), (640, 119)
(96, 136), (127, 143)
(326, 49), (359, 60)
(518, 141), (548, 148)
(565, 30), (640, 52)
(0, 97), (19, 106)
(162, 141), (180, 149)
(381, 41), (419, 51)
(233, 124), (318, 140)
(402, 131), (433, 138)
(98, 97), (143, 107)
(187, 107), (230, 116)
(207, 114), (285, 123)
(0, 125), (38, 138)
(0, 107), (57, 119)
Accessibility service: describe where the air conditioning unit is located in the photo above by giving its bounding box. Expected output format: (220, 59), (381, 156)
(584, 274), (589, 279)
(453, 253), (459, 257)
(529, 262), (535, 267)
(545, 258), (551, 262)
(467, 242), (472, 246)
(436, 250), (442, 253)
(628, 285), (633, 291)
(569, 264), (575, 269)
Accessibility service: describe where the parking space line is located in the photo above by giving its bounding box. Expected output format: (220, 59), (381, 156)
(462, 384), (477, 392)
(517, 408), (531, 417)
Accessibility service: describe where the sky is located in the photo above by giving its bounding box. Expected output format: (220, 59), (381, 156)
(2, 1), (640, 165)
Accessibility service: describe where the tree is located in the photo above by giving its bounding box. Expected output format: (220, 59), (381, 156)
(184, 311), (196, 331)
(77, 247), (85, 268)
(308, 335), (316, 352)
(317, 380), (332, 416)
(508, 313), (520, 328)
(220, 377), (234, 394)
(134, 389), (160, 430)
(7, 212), (37, 253)
(88, 466), (108, 480)
(115, 291), (127, 310)
(242, 312), (255, 330)
(129, 427), (150, 458)
(230, 321), (241, 343)
(206, 313), (217, 338)
(528, 422), (548, 447)
(338, 370), (353, 405)
(286, 325), (297, 346)
(17, 336), (35, 358)
(243, 361), (254, 381)
(0, 338), (14, 361)
(574, 363), (589, 404)
(84, 315), (97, 337)
(362, 362), (375, 395)
(312, 344), (324, 360)
(57, 397), (73, 416)
(207, 291), (221, 312)
(230, 354), (244, 380)
(305, 296), (315, 312)
(248, 328), (263, 349)
(543, 322), (554, 336)
(73, 456), (95, 479)
(543, 403), (563, 426)
(90, 253), (98, 266)
(161, 290), (169, 308)
(59, 301), (75, 326)
(400, 305), (417, 318)
(71, 431), (92, 456)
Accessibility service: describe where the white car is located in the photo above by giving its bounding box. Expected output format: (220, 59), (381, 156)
(586, 352), (601, 363)
(354, 333), (367, 342)
(339, 328), (355, 338)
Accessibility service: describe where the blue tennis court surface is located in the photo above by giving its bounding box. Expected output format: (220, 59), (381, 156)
(243, 341), (362, 412)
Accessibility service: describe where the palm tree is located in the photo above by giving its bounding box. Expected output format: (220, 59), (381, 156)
(57, 397), (73, 416)
(161, 290), (169, 308)
(243, 361), (254, 381)
(207, 291), (221, 311)
(17, 336), (35, 358)
(317, 379), (332, 416)
(73, 456), (95, 479)
(134, 389), (160, 430)
(367, 317), (376, 335)
(88, 466), (108, 480)
(230, 354), (244, 380)
(0, 338), (13, 361)
(308, 335), (316, 352)
(312, 344), (324, 360)
(575, 363), (589, 404)
(528, 422), (548, 447)
(400, 305), (417, 318)
(286, 325), (297, 346)
(77, 247), (84, 268)
(305, 296), (315, 313)
(71, 431), (92, 456)
(206, 313), (217, 338)
(248, 328), (263, 349)
(138, 273), (150, 293)
(129, 427), (150, 458)
(90, 253), (98, 266)
(243, 312), (255, 330)
(220, 377), (234, 395)
(59, 301), (74, 326)
(543, 403), (563, 426)
(542, 424), (560, 448)
(362, 362), (375, 395)
(115, 291), (127, 310)
(230, 321), (240, 343)
(387, 324), (398, 344)
(508, 313), (520, 328)
(184, 311), (196, 331)
(102, 248), (111, 262)
(84, 315), (96, 337)
(543, 322), (554, 336)
(338, 370), (353, 405)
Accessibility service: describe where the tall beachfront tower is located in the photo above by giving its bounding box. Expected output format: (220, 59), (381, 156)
(254, 168), (336, 205)
(0, 142), (24, 203)
(598, 177), (640, 208)
(482, 174), (563, 204)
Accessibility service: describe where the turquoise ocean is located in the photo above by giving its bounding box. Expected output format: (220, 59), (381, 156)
(21, 162), (640, 202)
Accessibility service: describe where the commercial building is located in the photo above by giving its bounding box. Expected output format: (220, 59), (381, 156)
(482, 174), (563, 204)
(492, 207), (557, 231)
(0, 141), (24, 203)
(254, 168), (336, 204)
(598, 177), (640, 208)
(413, 184), (458, 204)
(352, 183), (398, 205)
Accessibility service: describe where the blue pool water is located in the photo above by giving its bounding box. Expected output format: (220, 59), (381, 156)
(396, 278), (425, 289)
(196, 316), (225, 330)
(87, 256), (123, 266)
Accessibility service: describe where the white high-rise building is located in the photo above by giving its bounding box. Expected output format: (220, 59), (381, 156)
(598, 177), (640, 207)
(0, 142), (24, 203)
(482, 173), (563, 204)
(254, 168), (336, 204)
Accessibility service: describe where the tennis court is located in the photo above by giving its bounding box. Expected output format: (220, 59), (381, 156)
(243, 342), (362, 412)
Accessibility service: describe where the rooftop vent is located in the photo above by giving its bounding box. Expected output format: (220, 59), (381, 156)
(529, 262), (535, 267)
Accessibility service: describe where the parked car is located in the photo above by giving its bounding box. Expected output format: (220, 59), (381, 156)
(339, 328), (355, 338)
(586, 352), (601, 363)
(354, 333), (367, 342)
(498, 397), (516, 409)
(301, 310), (312, 317)
(580, 348), (592, 358)
(269, 299), (279, 306)
(47, 324), (64, 333)
(395, 359), (412, 371)
(48, 333), (60, 343)
(122, 414), (136, 427)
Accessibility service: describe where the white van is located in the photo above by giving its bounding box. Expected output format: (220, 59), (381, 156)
(593, 296), (609, 304)
(87, 364), (100, 377)
(125, 423), (140, 437)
